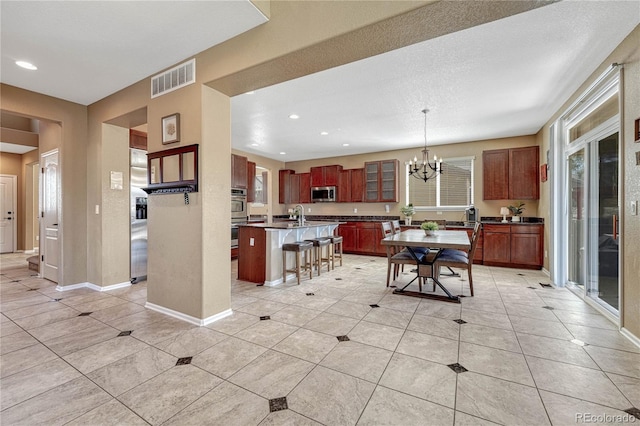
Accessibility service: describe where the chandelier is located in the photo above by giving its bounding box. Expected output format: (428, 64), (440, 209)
(408, 109), (443, 182)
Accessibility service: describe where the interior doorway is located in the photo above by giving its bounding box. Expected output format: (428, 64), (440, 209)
(0, 175), (17, 253)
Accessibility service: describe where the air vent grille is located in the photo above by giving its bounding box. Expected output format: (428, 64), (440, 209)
(151, 59), (196, 98)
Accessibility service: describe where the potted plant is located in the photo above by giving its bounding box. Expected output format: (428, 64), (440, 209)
(508, 202), (525, 222)
(421, 221), (439, 236)
(400, 204), (415, 225)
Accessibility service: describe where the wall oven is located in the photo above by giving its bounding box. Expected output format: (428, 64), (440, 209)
(231, 188), (247, 249)
(231, 188), (247, 221)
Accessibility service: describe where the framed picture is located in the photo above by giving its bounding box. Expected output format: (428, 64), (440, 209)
(162, 113), (180, 144)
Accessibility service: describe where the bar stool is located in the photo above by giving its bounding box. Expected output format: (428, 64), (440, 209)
(282, 241), (313, 285)
(305, 237), (332, 275)
(329, 235), (343, 269)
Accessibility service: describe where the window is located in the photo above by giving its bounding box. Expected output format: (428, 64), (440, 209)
(406, 156), (474, 210)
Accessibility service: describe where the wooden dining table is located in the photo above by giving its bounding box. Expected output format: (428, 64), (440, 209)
(380, 229), (471, 303)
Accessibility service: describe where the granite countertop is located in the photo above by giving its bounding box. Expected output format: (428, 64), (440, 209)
(239, 221), (343, 229)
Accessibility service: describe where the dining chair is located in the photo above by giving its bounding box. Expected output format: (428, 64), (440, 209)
(381, 221), (426, 288)
(434, 222), (481, 296)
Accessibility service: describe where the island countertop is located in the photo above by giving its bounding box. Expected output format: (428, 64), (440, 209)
(237, 221), (341, 285)
(238, 221), (343, 229)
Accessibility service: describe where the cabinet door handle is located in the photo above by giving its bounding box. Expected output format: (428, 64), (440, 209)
(613, 215), (618, 240)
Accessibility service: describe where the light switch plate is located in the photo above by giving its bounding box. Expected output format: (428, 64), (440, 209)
(632, 200), (638, 215)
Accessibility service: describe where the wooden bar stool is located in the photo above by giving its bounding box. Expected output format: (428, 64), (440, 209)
(282, 241), (313, 285)
(329, 235), (343, 269)
(305, 237), (332, 275)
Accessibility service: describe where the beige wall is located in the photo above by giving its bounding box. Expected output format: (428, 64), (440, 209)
(536, 25), (640, 338)
(1, 85), (88, 286)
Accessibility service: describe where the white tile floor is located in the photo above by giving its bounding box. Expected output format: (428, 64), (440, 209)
(1, 252), (639, 425)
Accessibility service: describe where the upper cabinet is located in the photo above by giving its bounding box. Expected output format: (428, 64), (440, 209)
(338, 168), (364, 203)
(310, 165), (342, 187)
(364, 160), (398, 202)
(483, 146), (539, 200)
(299, 172), (311, 203)
(279, 169), (295, 204)
(129, 129), (147, 150)
(247, 161), (256, 202)
(231, 154), (248, 189)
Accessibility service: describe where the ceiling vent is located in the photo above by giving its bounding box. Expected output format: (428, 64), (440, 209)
(151, 59), (196, 99)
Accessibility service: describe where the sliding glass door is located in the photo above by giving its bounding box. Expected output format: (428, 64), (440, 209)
(565, 124), (619, 315)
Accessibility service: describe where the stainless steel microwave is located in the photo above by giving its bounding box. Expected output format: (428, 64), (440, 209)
(311, 186), (336, 202)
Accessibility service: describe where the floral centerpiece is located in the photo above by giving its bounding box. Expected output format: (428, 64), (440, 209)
(508, 202), (525, 222)
(420, 221), (439, 236)
(400, 204), (415, 225)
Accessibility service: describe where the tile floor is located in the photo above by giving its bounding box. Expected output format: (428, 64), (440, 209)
(1, 252), (640, 425)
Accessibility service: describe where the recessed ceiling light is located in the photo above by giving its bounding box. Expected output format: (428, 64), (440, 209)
(279, 152), (286, 155)
(16, 61), (37, 70)
(342, 143), (350, 147)
(288, 114), (299, 120)
(320, 131), (329, 136)
(251, 143), (259, 146)
(245, 91), (255, 95)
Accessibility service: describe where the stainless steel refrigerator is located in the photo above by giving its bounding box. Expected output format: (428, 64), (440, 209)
(130, 149), (148, 282)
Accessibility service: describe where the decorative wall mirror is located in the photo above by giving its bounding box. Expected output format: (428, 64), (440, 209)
(144, 144), (198, 194)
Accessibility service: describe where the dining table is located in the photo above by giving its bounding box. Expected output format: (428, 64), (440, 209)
(380, 229), (471, 303)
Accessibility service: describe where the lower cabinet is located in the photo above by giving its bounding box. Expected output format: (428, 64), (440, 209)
(444, 226), (484, 264)
(483, 224), (543, 269)
(338, 222), (385, 256)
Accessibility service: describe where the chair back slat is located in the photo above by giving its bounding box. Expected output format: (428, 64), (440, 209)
(391, 220), (401, 234)
(381, 221), (393, 237)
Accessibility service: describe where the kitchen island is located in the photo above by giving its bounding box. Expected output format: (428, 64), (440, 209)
(237, 221), (341, 285)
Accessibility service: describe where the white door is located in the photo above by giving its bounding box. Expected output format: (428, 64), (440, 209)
(41, 150), (59, 283)
(0, 175), (17, 253)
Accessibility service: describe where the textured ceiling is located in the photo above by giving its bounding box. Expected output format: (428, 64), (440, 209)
(231, 1), (639, 161)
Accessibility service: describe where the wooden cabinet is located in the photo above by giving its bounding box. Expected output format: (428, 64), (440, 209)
(129, 129), (147, 150)
(509, 146), (540, 200)
(364, 160), (398, 202)
(311, 165), (342, 187)
(483, 223), (543, 269)
(350, 169), (364, 202)
(247, 161), (256, 202)
(232, 154), (248, 189)
(338, 169), (364, 202)
(483, 225), (511, 264)
(237, 226), (266, 283)
(299, 173), (311, 203)
(338, 221), (385, 256)
(483, 146), (539, 200)
(278, 170), (310, 204)
(482, 150), (509, 200)
(289, 173), (301, 204)
(278, 169), (295, 204)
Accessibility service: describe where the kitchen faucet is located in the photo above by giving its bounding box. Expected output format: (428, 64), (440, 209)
(295, 204), (305, 226)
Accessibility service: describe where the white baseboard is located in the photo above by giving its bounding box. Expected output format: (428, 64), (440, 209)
(24, 249), (36, 254)
(620, 327), (640, 349)
(541, 267), (550, 277)
(145, 302), (233, 326)
(56, 281), (131, 292)
(56, 282), (90, 291)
